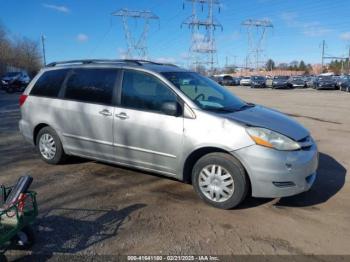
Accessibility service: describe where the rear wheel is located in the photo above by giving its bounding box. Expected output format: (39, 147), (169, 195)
(192, 153), (248, 209)
(36, 126), (67, 164)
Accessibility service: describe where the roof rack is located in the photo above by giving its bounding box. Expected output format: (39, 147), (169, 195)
(46, 59), (178, 67)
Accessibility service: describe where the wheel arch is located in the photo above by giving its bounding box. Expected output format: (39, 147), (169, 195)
(33, 123), (50, 145)
(182, 146), (252, 192)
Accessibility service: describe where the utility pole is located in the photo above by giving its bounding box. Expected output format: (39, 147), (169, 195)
(321, 40), (325, 70)
(348, 46), (350, 74)
(112, 9), (159, 59)
(241, 19), (273, 71)
(41, 34), (46, 66)
(182, 0), (223, 74)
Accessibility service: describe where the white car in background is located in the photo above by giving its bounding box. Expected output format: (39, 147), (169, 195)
(240, 76), (251, 86)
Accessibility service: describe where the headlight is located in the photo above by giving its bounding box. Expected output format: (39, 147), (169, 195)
(246, 127), (301, 151)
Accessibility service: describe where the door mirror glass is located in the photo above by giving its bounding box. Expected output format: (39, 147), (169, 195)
(161, 101), (181, 116)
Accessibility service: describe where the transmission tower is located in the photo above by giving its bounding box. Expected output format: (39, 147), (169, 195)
(112, 9), (159, 59)
(241, 19), (273, 70)
(182, 0), (223, 73)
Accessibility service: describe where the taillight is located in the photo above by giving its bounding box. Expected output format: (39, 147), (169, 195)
(19, 94), (28, 107)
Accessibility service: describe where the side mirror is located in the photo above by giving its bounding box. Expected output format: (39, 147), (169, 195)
(161, 101), (182, 116)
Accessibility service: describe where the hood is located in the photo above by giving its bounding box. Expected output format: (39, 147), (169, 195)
(273, 79), (288, 84)
(318, 80), (335, 84)
(224, 105), (309, 141)
(252, 79), (265, 83)
(291, 79), (304, 84)
(2, 76), (18, 81)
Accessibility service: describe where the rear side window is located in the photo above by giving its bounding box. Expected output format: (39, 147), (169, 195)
(30, 69), (68, 98)
(64, 69), (118, 105)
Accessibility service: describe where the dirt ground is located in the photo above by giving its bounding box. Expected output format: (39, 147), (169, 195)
(0, 87), (349, 259)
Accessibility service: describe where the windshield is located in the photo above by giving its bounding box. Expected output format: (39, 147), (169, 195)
(318, 76), (332, 81)
(252, 76), (265, 80)
(274, 76), (289, 80)
(162, 71), (249, 113)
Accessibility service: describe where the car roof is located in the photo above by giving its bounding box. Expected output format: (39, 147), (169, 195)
(44, 59), (189, 73)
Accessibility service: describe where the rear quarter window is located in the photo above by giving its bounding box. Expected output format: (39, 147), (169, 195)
(30, 69), (69, 98)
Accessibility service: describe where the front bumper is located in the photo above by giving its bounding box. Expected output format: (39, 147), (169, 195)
(19, 119), (34, 145)
(317, 84), (336, 89)
(251, 83), (265, 88)
(233, 143), (318, 198)
(272, 83), (289, 89)
(292, 84), (305, 88)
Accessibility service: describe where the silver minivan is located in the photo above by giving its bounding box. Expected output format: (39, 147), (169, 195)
(19, 60), (318, 209)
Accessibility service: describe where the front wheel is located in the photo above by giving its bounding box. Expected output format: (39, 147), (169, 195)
(192, 153), (249, 209)
(36, 126), (67, 164)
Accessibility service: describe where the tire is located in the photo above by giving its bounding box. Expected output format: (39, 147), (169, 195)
(347, 86), (350, 92)
(11, 226), (35, 250)
(192, 153), (248, 209)
(36, 126), (67, 164)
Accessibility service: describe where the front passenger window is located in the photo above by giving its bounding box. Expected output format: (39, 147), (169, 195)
(121, 70), (178, 114)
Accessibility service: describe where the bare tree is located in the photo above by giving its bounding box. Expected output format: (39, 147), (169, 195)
(0, 23), (42, 77)
(0, 24), (13, 74)
(12, 37), (42, 76)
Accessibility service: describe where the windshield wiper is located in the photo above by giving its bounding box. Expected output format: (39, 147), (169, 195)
(237, 103), (255, 111)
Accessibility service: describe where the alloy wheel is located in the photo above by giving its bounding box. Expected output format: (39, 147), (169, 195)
(39, 133), (56, 160)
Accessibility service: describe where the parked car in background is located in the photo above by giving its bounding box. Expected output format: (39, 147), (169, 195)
(339, 75), (350, 92)
(250, 76), (266, 88)
(240, 76), (251, 86)
(332, 75), (342, 89)
(314, 76), (337, 90)
(221, 75), (238, 86)
(1, 71), (30, 93)
(334, 75), (349, 90)
(306, 76), (317, 88)
(265, 76), (273, 88)
(288, 76), (306, 88)
(271, 76), (291, 89)
(19, 59), (318, 210)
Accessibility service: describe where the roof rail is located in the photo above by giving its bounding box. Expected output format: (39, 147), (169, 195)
(46, 59), (178, 67)
(45, 59), (143, 67)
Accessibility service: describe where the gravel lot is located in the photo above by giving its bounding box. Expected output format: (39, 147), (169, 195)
(0, 87), (349, 259)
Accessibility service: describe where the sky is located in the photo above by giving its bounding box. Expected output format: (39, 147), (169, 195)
(1, 0), (350, 68)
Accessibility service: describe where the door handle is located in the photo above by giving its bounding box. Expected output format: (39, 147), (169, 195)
(115, 112), (129, 119)
(99, 109), (112, 117)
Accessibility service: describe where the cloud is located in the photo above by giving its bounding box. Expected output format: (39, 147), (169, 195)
(280, 12), (331, 37)
(43, 4), (70, 13)
(76, 33), (88, 42)
(340, 32), (350, 41)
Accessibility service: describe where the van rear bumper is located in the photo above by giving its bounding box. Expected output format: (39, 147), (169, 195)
(19, 119), (34, 145)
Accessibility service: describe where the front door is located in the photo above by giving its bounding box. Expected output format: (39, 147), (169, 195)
(113, 70), (184, 175)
